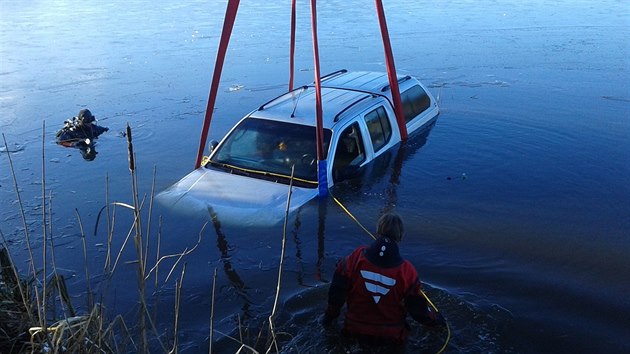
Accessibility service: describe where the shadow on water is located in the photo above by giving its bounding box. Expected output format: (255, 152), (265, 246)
(291, 203), (329, 287)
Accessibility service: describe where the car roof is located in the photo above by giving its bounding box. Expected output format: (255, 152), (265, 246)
(251, 70), (411, 129)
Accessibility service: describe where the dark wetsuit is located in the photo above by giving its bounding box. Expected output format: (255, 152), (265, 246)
(56, 109), (108, 146)
(325, 236), (443, 344)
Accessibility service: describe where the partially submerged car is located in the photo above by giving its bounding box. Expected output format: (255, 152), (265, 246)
(157, 70), (439, 225)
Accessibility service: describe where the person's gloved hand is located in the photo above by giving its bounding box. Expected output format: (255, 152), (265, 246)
(427, 306), (446, 327)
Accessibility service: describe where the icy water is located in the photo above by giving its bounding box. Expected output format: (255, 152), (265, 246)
(1, 0), (629, 353)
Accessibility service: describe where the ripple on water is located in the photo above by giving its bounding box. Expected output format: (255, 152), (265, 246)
(231, 284), (517, 353)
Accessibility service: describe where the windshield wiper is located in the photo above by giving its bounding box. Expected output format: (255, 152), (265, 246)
(206, 159), (256, 177)
(206, 160), (242, 174)
(206, 159), (315, 187)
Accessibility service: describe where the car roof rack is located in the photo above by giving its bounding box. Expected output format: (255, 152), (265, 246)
(333, 95), (373, 122)
(380, 75), (412, 92)
(318, 69), (348, 83)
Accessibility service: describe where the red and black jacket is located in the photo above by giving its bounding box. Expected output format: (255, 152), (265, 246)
(325, 236), (442, 343)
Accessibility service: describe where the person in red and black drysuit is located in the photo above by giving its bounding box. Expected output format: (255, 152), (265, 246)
(323, 212), (445, 346)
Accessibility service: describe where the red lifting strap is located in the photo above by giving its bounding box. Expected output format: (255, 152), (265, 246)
(289, 0), (297, 91)
(310, 0), (324, 163)
(310, 0), (328, 197)
(195, 0), (241, 169)
(375, 0), (408, 141)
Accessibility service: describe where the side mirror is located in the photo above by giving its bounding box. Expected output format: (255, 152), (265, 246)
(209, 140), (219, 154)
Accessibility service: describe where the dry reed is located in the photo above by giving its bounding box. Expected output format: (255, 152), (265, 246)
(2, 122), (304, 353)
(1, 124), (206, 353)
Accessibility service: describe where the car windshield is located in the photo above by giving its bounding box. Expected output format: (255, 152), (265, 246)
(209, 117), (332, 185)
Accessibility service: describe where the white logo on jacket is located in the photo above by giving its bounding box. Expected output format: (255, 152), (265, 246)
(360, 270), (396, 304)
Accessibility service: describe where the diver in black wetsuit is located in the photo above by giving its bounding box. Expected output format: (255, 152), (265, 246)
(56, 109), (108, 160)
(56, 109), (108, 146)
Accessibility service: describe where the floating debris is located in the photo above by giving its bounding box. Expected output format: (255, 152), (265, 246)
(0, 143), (25, 154)
(228, 84), (244, 92)
(446, 173), (468, 181)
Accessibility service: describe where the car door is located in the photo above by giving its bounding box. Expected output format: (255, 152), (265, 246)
(330, 121), (369, 183)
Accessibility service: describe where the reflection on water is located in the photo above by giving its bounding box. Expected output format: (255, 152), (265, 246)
(290, 210), (306, 286)
(56, 141), (100, 161)
(315, 200), (327, 283)
(208, 206), (253, 322)
(381, 121), (435, 215)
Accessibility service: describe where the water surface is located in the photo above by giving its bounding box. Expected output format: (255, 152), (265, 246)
(1, 0), (629, 353)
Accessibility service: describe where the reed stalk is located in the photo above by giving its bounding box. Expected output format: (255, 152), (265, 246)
(144, 225), (204, 283)
(213, 329), (260, 354)
(48, 194), (75, 318)
(3, 124), (209, 353)
(75, 209), (93, 309)
(0, 231), (33, 352)
(144, 166), (157, 275)
(2, 133), (41, 326)
(209, 267), (217, 354)
(41, 121), (50, 345)
(125, 123), (148, 353)
(170, 263), (186, 354)
(0, 233), (28, 307)
(238, 313), (244, 344)
(103, 173), (112, 273)
(110, 205), (138, 273)
(266, 166), (295, 354)
(155, 216), (163, 288)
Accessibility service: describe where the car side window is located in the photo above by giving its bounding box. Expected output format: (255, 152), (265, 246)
(364, 106), (392, 152)
(401, 85), (430, 123)
(332, 122), (365, 182)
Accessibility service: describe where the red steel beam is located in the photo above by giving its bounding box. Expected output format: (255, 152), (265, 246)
(289, 0), (297, 91)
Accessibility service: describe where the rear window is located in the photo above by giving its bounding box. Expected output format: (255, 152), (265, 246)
(401, 85), (430, 123)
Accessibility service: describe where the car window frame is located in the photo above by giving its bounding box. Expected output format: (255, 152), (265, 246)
(330, 119), (370, 183)
(363, 105), (393, 153)
(401, 84), (431, 124)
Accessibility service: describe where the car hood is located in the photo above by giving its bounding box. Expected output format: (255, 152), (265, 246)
(156, 168), (319, 226)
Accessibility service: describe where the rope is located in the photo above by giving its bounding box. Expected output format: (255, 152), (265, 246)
(421, 289), (452, 354)
(332, 196), (375, 240)
(331, 194), (451, 353)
